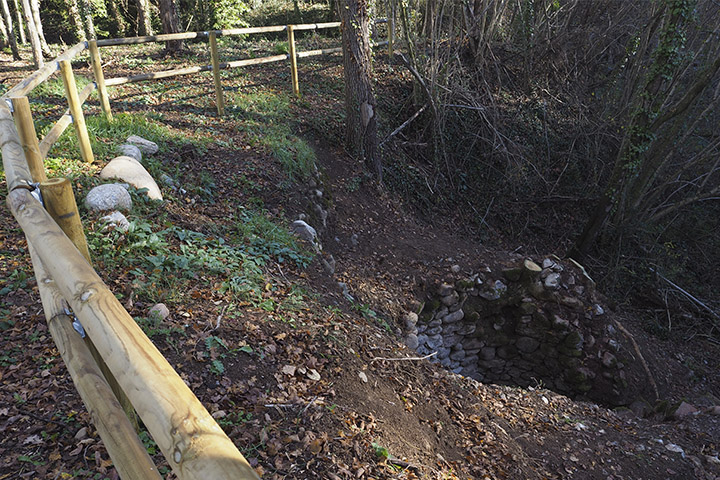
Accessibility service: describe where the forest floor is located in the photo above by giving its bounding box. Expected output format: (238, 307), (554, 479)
(1, 40), (720, 480)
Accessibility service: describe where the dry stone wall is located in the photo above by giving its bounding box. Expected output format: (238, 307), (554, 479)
(403, 257), (631, 405)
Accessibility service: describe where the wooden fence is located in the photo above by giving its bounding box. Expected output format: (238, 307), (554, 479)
(0, 20), (389, 480)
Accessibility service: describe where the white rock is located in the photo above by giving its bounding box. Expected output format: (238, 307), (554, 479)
(101, 156), (163, 200)
(127, 135), (159, 154)
(99, 210), (130, 232)
(148, 303), (170, 320)
(116, 144), (143, 162)
(291, 220), (321, 252)
(85, 184), (132, 212)
(358, 371), (368, 383)
(544, 273), (561, 289)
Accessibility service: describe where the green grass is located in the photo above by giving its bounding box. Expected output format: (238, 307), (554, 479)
(230, 88), (317, 179)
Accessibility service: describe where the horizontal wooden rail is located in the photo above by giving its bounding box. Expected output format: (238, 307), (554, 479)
(2, 41), (87, 99)
(7, 188), (259, 480)
(28, 244), (162, 480)
(296, 46), (343, 58)
(293, 21), (341, 31)
(39, 82), (96, 159)
(105, 65), (212, 86)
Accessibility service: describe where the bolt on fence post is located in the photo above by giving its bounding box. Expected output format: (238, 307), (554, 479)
(209, 31), (225, 116)
(59, 60), (94, 164)
(88, 39), (113, 122)
(287, 25), (299, 96)
(10, 95), (47, 183)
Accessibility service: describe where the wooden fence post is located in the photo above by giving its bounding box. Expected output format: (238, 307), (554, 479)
(88, 39), (113, 121)
(209, 31), (225, 116)
(59, 59), (94, 164)
(10, 96), (47, 183)
(287, 25), (299, 96)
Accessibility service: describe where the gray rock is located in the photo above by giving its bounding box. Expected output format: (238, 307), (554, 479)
(464, 338), (484, 350)
(85, 184), (132, 212)
(160, 173), (177, 188)
(148, 303), (170, 320)
(428, 319), (442, 328)
(461, 355), (479, 366)
(416, 334), (428, 347)
(450, 350), (466, 362)
(593, 304), (605, 315)
(441, 291), (460, 306)
(127, 135), (159, 154)
(452, 366), (464, 374)
(321, 255), (335, 275)
(443, 309), (465, 324)
(99, 211), (130, 232)
(516, 337), (540, 353)
(450, 264), (461, 274)
(542, 258), (554, 269)
(314, 204), (328, 228)
(337, 282), (353, 301)
(434, 307), (449, 319)
(544, 273), (561, 289)
(443, 334), (462, 347)
(417, 324), (427, 334)
(440, 357), (452, 367)
(426, 334), (443, 350)
(480, 347), (496, 361)
(405, 334), (419, 350)
(100, 156), (163, 200)
(437, 283), (454, 296)
(456, 323), (476, 336)
(601, 351), (617, 368)
(436, 347), (451, 359)
(426, 326), (442, 336)
(350, 234), (359, 247)
(116, 144), (142, 162)
(291, 220), (320, 252)
(403, 312), (419, 330)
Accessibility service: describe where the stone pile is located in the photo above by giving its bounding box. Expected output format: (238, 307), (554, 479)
(404, 257), (630, 405)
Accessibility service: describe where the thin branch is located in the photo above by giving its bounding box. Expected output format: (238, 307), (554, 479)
(370, 352), (437, 362)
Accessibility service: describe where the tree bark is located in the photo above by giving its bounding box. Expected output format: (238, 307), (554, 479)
(0, 8), (8, 47)
(29, 0), (49, 55)
(107, 0), (127, 37)
(158, 0), (182, 53)
(339, 0), (382, 181)
(79, 0), (95, 39)
(20, 0), (41, 66)
(11, 0), (24, 44)
(66, 0), (86, 41)
(0, 0), (20, 59)
(136, 0), (153, 36)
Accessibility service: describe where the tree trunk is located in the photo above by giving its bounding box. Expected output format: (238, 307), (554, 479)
(29, 0), (50, 56)
(136, 0), (153, 36)
(339, 0), (382, 181)
(20, 0), (41, 67)
(11, 0), (25, 43)
(107, 0), (127, 37)
(66, 0), (86, 41)
(158, 0), (182, 53)
(1, 0), (20, 59)
(0, 9), (8, 47)
(79, 0), (95, 39)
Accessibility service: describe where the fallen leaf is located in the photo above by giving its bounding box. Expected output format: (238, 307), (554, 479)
(307, 369), (321, 381)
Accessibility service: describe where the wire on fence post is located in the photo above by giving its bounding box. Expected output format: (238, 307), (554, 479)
(209, 31), (225, 116)
(59, 60), (94, 163)
(287, 25), (300, 96)
(89, 39), (113, 122)
(10, 96), (47, 183)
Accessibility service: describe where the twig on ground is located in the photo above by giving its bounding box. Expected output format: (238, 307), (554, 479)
(371, 352), (437, 362)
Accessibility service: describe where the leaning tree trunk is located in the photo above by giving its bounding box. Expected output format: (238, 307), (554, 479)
(0, 9), (8, 47)
(29, 0), (50, 56)
(66, 0), (86, 41)
(339, 0), (382, 181)
(10, 0), (25, 43)
(158, 0), (182, 52)
(136, 0), (153, 36)
(107, 0), (127, 37)
(1, 0), (20, 59)
(20, 0), (41, 66)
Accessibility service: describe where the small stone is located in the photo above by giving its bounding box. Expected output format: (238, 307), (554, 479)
(544, 273), (561, 289)
(443, 309), (464, 324)
(594, 304), (605, 315)
(160, 173), (176, 187)
(321, 255), (335, 275)
(99, 210), (130, 232)
(426, 335), (443, 350)
(426, 326), (442, 336)
(403, 312), (419, 330)
(673, 401), (698, 418)
(450, 350), (466, 362)
(148, 303), (170, 320)
(601, 351), (617, 368)
(116, 144), (142, 162)
(416, 334), (428, 346)
(127, 135), (159, 154)
(85, 184), (132, 212)
(441, 291), (460, 306)
(542, 258), (554, 269)
(358, 371), (368, 383)
(350, 234), (359, 247)
(405, 334), (419, 350)
(708, 406), (720, 416)
(480, 347), (496, 361)
(516, 337), (540, 353)
(438, 283), (454, 296)
(450, 264), (461, 274)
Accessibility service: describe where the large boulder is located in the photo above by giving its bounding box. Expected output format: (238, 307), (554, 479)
(100, 156), (163, 201)
(85, 184), (132, 212)
(115, 144), (143, 163)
